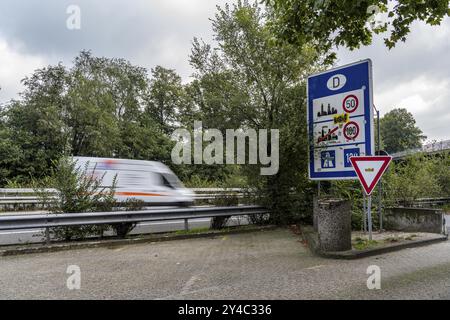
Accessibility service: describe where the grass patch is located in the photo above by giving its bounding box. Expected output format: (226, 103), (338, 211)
(384, 237), (400, 243)
(384, 234), (418, 243)
(352, 238), (379, 250)
(405, 234), (418, 241)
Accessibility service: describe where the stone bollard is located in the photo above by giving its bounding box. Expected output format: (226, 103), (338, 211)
(317, 199), (351, 252)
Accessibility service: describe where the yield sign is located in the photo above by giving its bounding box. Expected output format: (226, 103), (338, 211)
(350, 156), (392, 195)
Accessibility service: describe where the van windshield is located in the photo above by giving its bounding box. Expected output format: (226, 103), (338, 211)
(162, 173), (183, 188)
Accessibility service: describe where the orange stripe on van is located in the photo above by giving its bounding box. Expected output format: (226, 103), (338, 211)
(115, 191), (167, 197)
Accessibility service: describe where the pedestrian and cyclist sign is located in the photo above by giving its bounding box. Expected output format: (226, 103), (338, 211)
(307, 59), (375, 180)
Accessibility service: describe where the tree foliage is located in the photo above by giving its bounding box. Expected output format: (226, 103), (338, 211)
(0, 51), (175, 185)
(38, 157), (117, 241)
(383, 154), (447, 206)
(265, 0), (450, 61)
(147, 66), (187, 130)
(380, 108), (426, 154)
(188, 0), (327, 224)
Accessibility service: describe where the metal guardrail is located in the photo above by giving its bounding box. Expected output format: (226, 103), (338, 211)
(411, 197), (450, 208)
(0, 188), (56, 194)
(0, 205), (268, 244)
(0, 188), (55, 208)
(0, 188), (245, 194)
(0, 188), (247, 207)
(0, 205), (265, 230)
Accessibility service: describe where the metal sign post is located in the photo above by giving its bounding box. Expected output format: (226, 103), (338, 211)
(376, 108), (382, 232)
(350, 156), (393, 241)
(363, 192), (367, 232)
(367, 194), (373, 240)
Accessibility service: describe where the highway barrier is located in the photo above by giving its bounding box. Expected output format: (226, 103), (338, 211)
(0, 188), (251, 210)
(0, 205), (268, 244)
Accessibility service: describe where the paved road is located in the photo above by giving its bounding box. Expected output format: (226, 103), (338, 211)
(1, 228), (449, 299)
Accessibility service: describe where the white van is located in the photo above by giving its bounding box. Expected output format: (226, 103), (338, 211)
(73, 157), (194, 206)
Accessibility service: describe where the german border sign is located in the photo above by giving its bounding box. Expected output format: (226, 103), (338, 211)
(307, 59), (375, 180)
(350, 156), (392, 195)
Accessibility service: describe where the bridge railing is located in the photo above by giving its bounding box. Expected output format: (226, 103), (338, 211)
(411, 197), (450, 208)
(391, 139), (450, 159)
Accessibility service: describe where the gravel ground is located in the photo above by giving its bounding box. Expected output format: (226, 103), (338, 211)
(0, 228), (449, 300)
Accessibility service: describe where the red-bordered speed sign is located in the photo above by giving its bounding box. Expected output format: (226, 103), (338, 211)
(343, 121), (360, 140)
(343, 94), (359, 113)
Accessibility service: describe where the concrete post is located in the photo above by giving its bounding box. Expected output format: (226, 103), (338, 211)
(313, 195), (319, 232)
(45, 227), (51, 245)
(317, 199), (352, 252)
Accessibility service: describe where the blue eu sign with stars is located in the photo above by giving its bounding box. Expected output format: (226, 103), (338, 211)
(307, 59), (375, 180)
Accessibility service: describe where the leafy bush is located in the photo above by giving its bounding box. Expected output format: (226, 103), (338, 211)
(328, 153), (448, 231)
(36, 157), (117, 241)
(383, 154), (443, 206)
(110, 198), (144, 238)
(433, 152), (450, 197)
(326, 178), (387, 231)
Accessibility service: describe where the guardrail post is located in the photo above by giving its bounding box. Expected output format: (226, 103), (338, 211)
(45, 227), (50, 245)
(184, 218), (189, 232)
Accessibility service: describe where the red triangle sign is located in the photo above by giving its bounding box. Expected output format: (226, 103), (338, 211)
(350, 156), (392, 195)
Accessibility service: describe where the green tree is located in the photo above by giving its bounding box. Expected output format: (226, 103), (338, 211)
(380, 108), (426, 154)
(187, 0), (327, 224)
(67, 51), (155, 158)
(0, 51), (175, 186)
(434, 152), (450, 196)
(1, 64), (70, 184)
(0, 113), (23, 185)
(265, 0), (450, 60)
(147, 66), (186, 131)
(383, 154), (443, 206)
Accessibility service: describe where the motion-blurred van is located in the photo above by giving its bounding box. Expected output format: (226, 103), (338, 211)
(73, 157), (194, 206)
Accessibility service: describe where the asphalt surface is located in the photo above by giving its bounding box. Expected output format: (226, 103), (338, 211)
(1, 228), (450, 299)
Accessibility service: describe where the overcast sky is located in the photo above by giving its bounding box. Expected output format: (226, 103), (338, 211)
(0, 0), (448, 141)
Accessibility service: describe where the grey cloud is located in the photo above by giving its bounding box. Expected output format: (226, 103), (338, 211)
(337, 18), (450, 140)
(338, 20), (450, 91)
(0, 0), (227, 78)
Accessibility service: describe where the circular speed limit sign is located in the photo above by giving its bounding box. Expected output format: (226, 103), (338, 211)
(342, 94), (359, 113)
(343, 121), (360, 140)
